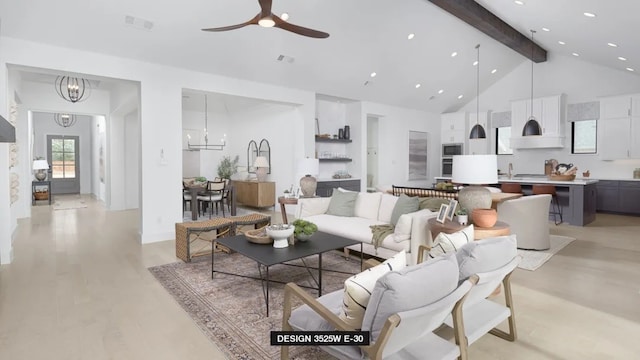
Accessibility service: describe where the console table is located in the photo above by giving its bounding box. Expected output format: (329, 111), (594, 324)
(233, 180), (275, 208)
(32, 180), (52, 205)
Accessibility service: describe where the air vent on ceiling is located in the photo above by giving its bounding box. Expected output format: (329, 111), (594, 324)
(125, 15), (154, 31)
(276, 55), (295, 64)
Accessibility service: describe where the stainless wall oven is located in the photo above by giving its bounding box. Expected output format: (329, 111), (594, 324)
(442, 158), (453, 177)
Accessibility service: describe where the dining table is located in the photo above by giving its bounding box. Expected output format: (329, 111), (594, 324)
(185, 183), (237, 221)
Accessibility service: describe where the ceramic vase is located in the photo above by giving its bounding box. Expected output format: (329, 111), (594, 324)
(299, 175), (317, 197)
(472, 208), (497, 228)
(338, 128), (344, 139)
(344, 125), (350, 140)
(456, 214), (468, 225)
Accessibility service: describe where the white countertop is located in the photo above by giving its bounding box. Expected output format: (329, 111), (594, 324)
(593, 178), (640, 182)
(435, 176), (598, 186)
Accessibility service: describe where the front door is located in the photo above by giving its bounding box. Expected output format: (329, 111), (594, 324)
(47, 135), (80, 194)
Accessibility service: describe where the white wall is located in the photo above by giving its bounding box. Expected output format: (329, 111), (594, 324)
(32, 112), (93, 193)
(459, 54), (640, 179)
(0, 35), (316, 254)
(360, 102), (440, 188)
(124, 110), (140, 209)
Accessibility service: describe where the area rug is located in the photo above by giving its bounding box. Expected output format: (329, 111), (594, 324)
(517, 235), (575, 271)
(52, 198), (88, 210)
(149, 250), (359, 359)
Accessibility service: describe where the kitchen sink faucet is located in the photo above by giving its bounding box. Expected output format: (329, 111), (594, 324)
(508, 163), (513, 179)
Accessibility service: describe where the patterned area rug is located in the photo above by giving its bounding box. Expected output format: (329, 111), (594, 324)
(517, 235), (575, 271)
(149, 250), (359, 359)
(52, 198), (88, 210)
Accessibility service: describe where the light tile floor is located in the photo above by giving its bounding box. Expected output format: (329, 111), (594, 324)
(1, 195), (639, 359)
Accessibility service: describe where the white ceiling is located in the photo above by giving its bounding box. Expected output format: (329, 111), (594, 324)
(1, 0), (638, 113)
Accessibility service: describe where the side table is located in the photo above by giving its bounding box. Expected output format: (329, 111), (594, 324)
(278, 196), (298, 224)
(428, 218), (510, 240)
(32, 180), (52, 205)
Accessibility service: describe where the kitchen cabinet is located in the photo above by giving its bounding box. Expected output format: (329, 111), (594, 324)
(618, 181), (640, 214)
(440, 112), (467, 145)
(316, 179), (361, 197)
(510, 94), (566, 149)
(595, 180), (619, 212)
(467, 112), (490, 155)
(598, 93), (640, 159)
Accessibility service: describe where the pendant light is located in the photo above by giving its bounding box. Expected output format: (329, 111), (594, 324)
(522, 30), (543, 136)
(470, 44), (486, 139)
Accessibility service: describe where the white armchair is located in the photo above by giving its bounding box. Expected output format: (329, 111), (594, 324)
(497, 194), (552, 250)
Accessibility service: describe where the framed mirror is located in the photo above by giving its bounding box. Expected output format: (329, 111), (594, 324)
(259, 138), (271, 174)
(247, 140), (258, 173)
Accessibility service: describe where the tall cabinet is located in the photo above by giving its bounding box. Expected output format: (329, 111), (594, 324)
(598, 94), (640, 160)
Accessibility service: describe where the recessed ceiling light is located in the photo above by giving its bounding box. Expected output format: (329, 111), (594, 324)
(572, 52), (580, 57)
(583, 12), (596, 18)
(458, 94), (464, 99)
(281, 13), (289, 21)
(558, 41), (566, 45)
(514, 0), (524, 5)
(472, 60), (478, 66)
(626, 67), (635, 72)
(451, 51), (458, 57)
(407, 33), (415, 40)
(542, 27), (550, 32)
(438, 89), (444, 94)
(608, 42), (618, 47)
(491, 69), (497, 74)
(618, 56), (627, 61)
(415, 84), (421, 89)
(370, 72), (377, 78)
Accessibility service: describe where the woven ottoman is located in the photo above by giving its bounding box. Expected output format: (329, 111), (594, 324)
(231, 213), (272, 235)
(175, 218), (234, 262)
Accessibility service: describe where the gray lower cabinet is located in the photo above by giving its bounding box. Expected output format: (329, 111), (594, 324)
(316, 179), (361, 197)
(596, 180), (640, 215)
(619, 181), (640, 214)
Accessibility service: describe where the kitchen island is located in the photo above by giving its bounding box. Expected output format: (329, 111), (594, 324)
(435, 176), (599, 226)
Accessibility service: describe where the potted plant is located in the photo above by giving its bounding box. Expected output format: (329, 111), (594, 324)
(456, 208), (468, 225)
(217, 155), (239, 180)
(292, 219), (318, 242)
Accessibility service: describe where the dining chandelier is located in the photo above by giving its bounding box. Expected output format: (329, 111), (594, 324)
(55, 76), (91, 103)
(187, 93), (227, 151)
(53, 113), (77, 128)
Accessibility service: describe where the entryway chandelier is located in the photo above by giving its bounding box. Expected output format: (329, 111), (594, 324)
(187, 93), (227, 151)
(55, 76), (91, 103)
(54, 113), (77, 128)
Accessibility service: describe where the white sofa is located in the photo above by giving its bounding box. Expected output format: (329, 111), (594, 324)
(294, 192), (436, 265)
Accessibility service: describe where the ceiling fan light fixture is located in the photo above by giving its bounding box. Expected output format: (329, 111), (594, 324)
(258, 17), (275, 27)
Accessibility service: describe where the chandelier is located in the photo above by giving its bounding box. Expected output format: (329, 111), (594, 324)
(55, 76), (91, 103)
(187, 93), (226, 151)
(54, 113), (77, 128)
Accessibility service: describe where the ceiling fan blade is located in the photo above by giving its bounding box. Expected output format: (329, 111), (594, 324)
(202, 14), (260, 32)
(258, 0), (273, 17)
(273, 16), (329, 38)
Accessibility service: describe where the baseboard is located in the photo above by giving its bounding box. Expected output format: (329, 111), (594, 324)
(141, 231), (174, 244)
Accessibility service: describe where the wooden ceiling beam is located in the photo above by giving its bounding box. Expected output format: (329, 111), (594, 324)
(427, 0), (547, 62)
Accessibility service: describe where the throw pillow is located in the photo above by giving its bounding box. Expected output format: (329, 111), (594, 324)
(393, 213), (413, 242)
(390, 194), (419, 226)
(354, 192), (382, 220)
(428, 225), (474, 259)
(326, 188), (358, 217)
(456, 235), (517, 281)
(377, 194), (399, 223)
(339, 250), (406, 329)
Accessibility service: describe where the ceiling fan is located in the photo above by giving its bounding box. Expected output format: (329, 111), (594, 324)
(202, 0), (329, 39)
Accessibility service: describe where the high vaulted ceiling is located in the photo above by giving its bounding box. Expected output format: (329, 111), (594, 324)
(1, 0), (638, 113)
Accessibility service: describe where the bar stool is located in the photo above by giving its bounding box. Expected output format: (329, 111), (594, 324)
(532, 184), (562, 225)
(501, 183), (522, 194)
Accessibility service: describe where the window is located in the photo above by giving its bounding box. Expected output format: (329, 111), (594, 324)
(495, 127), (513, 155)
(572, 120), (597, 154)
(51, 138), (77, 178)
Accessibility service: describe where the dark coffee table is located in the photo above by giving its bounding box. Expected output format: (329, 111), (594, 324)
(213, 231), (362, 316)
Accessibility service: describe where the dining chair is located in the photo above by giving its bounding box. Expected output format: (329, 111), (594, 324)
(197, 181), (225, 218)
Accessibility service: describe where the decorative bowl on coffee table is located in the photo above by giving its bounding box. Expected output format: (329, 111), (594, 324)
(266, 224), (294, 248)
